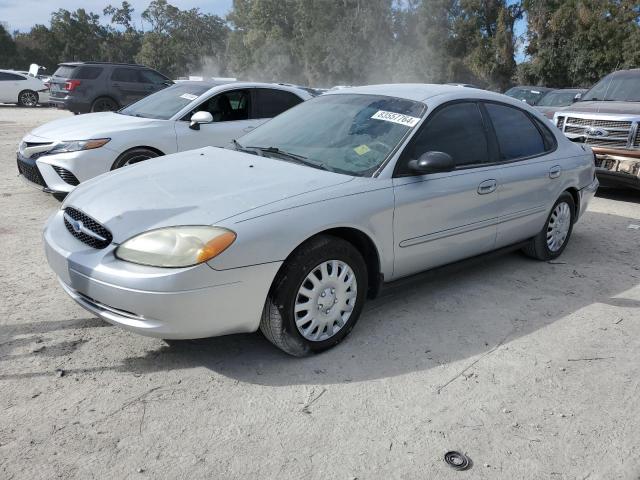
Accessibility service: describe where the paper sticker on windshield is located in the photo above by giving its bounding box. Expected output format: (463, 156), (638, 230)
(354, 144), (371, 156)
(180, 93), (198, 101)
(371, 110), (420, 127)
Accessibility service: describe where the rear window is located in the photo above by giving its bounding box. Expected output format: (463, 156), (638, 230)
(53, 66), (76, 78)
(73, 66), (103, 80)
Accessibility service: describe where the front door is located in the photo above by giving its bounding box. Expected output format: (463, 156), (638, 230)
(392, 101), (501, 279)
(176, 89), (265, 151)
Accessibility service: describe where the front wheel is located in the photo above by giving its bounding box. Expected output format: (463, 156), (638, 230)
(260, 235), (368, 356)
(111, 148), (159, 170)
(523, 192), (576, 260)
(18, 90), (38, 107)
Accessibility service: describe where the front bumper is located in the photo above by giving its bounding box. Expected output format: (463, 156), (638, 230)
(16, 145), (120, 194)
(592, 148), (640, 190)
(43, 210), (281, 339)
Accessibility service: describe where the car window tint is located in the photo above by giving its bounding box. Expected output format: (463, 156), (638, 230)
(196, 90), (250, 122)
(111, 68), (139, 83)
(138, 69), (168, 84)
(74, 66), (102, 80)
(254, 89), (303, 118)
(485, 103), (546, 160)
(53, 66), (76, 78)
(405, 102), (489, 168)
(0, 72), (25, 81)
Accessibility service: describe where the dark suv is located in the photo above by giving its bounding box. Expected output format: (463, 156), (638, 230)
(49, 62), (172, 114)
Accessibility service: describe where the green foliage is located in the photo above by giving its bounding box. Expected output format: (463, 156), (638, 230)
(2, 0), (638, 89)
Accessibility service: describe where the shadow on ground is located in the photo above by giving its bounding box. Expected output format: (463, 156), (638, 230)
(1, 210), (638, 386)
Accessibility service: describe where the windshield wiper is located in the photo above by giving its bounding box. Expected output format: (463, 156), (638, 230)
(246, 146), (330, 171)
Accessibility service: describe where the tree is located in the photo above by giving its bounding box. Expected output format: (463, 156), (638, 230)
(0, 23), (18, 68)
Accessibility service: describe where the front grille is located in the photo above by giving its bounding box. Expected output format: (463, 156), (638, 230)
(52, 166), (80, 186)
(63, 207), (112, 249)
(16, 156), (47, 187)
(556, 116), (565, 129)
(563, 117), (634, 149)
(634, 127), (640, 148)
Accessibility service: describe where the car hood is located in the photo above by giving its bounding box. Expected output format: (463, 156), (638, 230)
(64, 147), (354, 242)
(28, 112), (163, 141)
(561, 101), (640, 116)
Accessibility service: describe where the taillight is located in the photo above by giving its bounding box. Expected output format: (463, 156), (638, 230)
(64, 80), (81, 91)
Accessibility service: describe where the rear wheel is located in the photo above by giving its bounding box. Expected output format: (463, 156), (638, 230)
(111, 148), (160, 170)
(18, 90), (38, 107)
(91, 96), (118, 112)
(260, 235), (367, 356)
(522, 192), (575, 260)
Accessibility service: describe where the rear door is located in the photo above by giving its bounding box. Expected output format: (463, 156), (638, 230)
(110, 67), (149, 106)
(481, 102), (562, 248)
(175, 89), (256, 150)
(251, 87), (304, 126)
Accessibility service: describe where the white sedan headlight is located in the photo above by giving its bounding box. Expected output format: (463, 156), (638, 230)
(115, 226), (236, 268)
(50, 138), (110, 154)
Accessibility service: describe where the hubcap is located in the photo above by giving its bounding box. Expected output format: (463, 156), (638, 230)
(123, 154), (152, 167)
(294, 260), (357, 342)
(547, 202), (571, 252)
(21, 92), (37, 106)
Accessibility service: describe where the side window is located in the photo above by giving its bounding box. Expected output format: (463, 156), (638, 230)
(484, 103), (547, 160)
(111, 68), (139, 83)
(254, 89), (303, 118)
(194, 90), (250, 122)
(139, 69), (169, 84)
(400, 102), (489, 173)
(73, 66), (102, 80)
(0, 72), (25, 81)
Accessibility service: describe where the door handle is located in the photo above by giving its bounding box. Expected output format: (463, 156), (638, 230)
(243, 126), (256, 132)
(549, 165), (562, 179)
(477, 179), (497, 195)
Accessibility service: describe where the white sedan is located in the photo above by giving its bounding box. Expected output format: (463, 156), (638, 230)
(17, 81), (315, 199)
(0, 69), (49, 106)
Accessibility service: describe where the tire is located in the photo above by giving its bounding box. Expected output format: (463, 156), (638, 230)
(90, 97), (119, 112)
(111, 148), (160, 170)
(260, 235), (368, 356)
(18, 90), (38, 107)
(522, 192), (576, 261)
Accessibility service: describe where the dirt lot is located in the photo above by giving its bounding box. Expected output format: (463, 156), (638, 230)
(1, 106), (639, 480)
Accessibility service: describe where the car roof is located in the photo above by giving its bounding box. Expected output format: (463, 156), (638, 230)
(549, 88), (587, 93)
(0, 69), (27, 76)
(177, 80), (316, 97)
(323, 83), (520, 104)
(58, 61), (147, 68)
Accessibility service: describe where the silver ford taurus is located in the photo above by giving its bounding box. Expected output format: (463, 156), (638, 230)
(43, 84), (599, 356)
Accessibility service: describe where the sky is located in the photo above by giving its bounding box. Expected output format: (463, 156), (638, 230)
(0, 0), (233, 32)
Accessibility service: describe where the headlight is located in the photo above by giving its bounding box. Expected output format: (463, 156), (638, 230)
(50, 138), (110, 154)
(115, 226), (236, 268)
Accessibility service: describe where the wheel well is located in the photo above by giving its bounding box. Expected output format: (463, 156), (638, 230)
(111, 146), (165, 170)
(309, 227), (382, 299)
(92, 95), (119, 107)
(565, 187), (580, 217)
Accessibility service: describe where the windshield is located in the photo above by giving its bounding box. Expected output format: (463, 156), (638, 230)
(119, 83), (211, 120)
(505, 87), (548, 105)
(537, 91), (579, 107)
(236, 94), (425, 176)
(581, 71), (640, 102)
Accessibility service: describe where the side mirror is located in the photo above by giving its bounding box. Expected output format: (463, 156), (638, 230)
(189, 111), (213, 130)
(408, 151), (454, 175)
(573, 93), (582, 102)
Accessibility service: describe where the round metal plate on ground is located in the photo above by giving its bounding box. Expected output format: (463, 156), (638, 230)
(444, 451), (472, 471)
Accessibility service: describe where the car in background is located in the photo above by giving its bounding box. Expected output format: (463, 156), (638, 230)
(17, 81), (315, 199)
(0, 70), (49, 107)
(43, 84), (597, 356)
(554, 69), (640, 191)
(504, 86), (553, 105)
(48, 62), (173, 114)
(534, 88), (587, 119)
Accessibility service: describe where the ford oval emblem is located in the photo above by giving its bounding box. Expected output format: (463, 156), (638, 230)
(585, 126), (609, 137)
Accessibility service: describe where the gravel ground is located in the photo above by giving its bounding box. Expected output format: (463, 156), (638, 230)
(1, 106), (639, 480)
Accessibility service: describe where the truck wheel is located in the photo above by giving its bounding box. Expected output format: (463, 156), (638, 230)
(91, 97), (119, 112)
